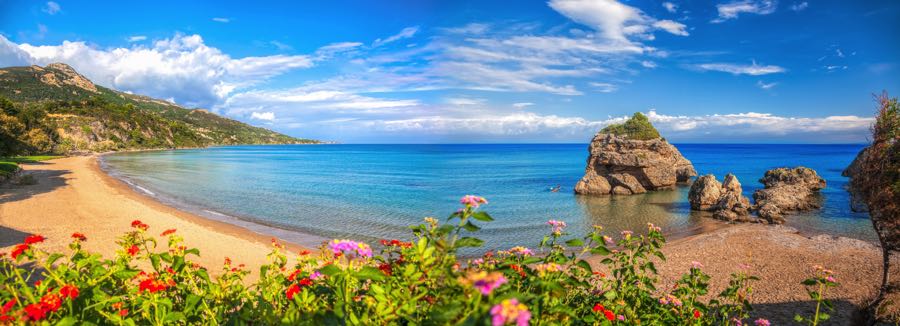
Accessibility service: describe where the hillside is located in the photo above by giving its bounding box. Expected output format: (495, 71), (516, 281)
(0, 63), (317, 155)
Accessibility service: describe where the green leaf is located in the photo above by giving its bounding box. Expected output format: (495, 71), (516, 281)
(149, 254), (161, 272)
(565, 238), (584, 247)
(455, 237), (484, 248)
(463, 221), (481, 232)
(603, 290), (617, 300)
(471, 211), (494, 222)
(576, 260), (592, 273)
(318, 264), (342, 276)
(355, 266), (387, 281)
(45, 253), (64, 266)
(54, 316), (77, 326)
(590, 246), (611, 255)
(164, 312), (186, 322)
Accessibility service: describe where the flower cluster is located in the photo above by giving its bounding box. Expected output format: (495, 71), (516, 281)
(533, 262), (562, 277)
(490, 298), (530, 326)
(136, 272), (174, 294)
(546, 219), (567, 236)
(131, 219), (149, 231)
(460, 195), (488, 208)
(593, 303), (617, 321)
(499, 246), (533, 257)
(461, 271), (507, 295)
(328, 239), (373, 258)
(379, 239), (413, 248)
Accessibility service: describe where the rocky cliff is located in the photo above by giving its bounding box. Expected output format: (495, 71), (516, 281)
(574, 133), (697, 195)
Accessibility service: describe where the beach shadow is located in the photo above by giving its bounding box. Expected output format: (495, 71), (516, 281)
(751, 299), (868, 325)
(0, 169), (70, 204)
(0, 225), (31, 247)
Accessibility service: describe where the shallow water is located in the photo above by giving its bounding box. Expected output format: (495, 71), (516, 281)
(101, 143), (875, 250)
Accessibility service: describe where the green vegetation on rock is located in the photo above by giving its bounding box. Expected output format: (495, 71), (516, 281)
(0, 63), (318, 156)
(600, 112), (661, 140)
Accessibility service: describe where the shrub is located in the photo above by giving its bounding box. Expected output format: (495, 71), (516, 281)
(0, 196), (832, 324)
(600, 112), (661, 140)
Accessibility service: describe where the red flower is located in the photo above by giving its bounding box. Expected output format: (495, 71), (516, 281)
(593, 303), (604, 312)
(287, 269), (302, 281)
(285, 283), (301, 300)
(60, 284), (79, 299)
(24, 303), (47, 321)
(298, 278), (313, 287)
(24, 234), (45, 245)
(119, 309), (128, 317)
(127, 245), (140, 256)
(604, 309), (615, 321)
(161, 229), (176, 236)
(10, 244), (29, 259)
(41, 294), (62, 312)
(111, 302), (123, 310)
(138, 276), (170, 293)
(299, 250), (311, 256)
(379, 263), (393, 276)
(71, 232), (87, 241)
(0, 299), (16, 321)
(693, 309), (701, 319)
(131, 220), (148, 231)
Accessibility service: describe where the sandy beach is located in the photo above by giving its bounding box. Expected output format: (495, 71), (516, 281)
(1, 156), (893, 323)
(0, 156), (309, 276)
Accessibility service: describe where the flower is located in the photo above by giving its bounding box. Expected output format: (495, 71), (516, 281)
(1, 299), (16, 321)
(71, 232), (87, 241)
(592, 303), (604, 312)
(617, 315), (625, 321)
(534, 263), (562, 276)
(310, 271), (323, 280)
(10, 244), (29, 259)
(119, 309), (129, 317)
(693, 309), (702, 319)
(24, 303), (48, 321)
(547, 220), (567, 235)
(328, 239), (373, 258)
(691, 261), (704, 269)
(60, 284), (79, 299)
(754, 318), (770, 326)
(24, 234), (45, 245)
(462, 271), (507, 296)
(460, 195), (488, 208)
(602, 235), (614, 246)
(131, 220), (149, 231)
(490, 298), (530, 326)
(161, 229), (177, 236)
(500, 246), (534, 257)
(826, 276), (836, 283)
(137, 273), (172, 293)
(647, 222), (661, 232)
(621, 230), (633, 240)
(603, 310), (615, 321)
(127, 245), (140, 257)
(286, 283), (301, 300)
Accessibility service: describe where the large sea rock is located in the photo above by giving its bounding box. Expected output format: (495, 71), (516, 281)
(753, 167), (826, 223)
(574, 133), (697, 195)
(841, 148), (870, 212)
(688, 173), (751, 221)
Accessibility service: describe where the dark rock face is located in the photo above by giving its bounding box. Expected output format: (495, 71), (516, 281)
(688, 173), (751, 221)
(842, 148), (870, 212)
(574, 133), (697, 196)
(753, 167), (826, 223)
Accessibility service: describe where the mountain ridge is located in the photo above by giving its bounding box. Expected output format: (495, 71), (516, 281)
(0, 63), (318, 155)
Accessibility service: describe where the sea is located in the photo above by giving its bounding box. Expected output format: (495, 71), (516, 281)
(100, 144), (875, 251)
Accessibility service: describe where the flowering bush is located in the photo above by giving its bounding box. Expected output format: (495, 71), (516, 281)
(0, 195), (826, 324)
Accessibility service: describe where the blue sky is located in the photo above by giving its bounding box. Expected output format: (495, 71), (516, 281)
(1, 0), (898, 143)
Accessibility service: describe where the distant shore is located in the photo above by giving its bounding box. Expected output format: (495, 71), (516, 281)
(0, 155), (892, 323)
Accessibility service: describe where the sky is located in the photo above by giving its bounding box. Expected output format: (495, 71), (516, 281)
(0, 0), (898, 143)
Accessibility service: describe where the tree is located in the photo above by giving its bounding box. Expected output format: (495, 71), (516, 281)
(600, 112), (661, 140)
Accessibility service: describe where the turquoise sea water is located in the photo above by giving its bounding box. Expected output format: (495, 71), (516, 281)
(101, 144), (875, 250)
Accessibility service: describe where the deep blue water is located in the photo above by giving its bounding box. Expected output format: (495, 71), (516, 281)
(101, 144), (875, 250)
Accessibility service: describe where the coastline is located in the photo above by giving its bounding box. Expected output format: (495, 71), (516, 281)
(0, 156), (313, 277)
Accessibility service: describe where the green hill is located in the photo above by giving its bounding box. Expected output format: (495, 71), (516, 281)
(0, 63), (317, 156)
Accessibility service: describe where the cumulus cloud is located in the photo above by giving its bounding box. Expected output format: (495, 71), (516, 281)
(250, 111), (276, 121)
(373, 26), (418, 47)
(548, 0), (691, 43)
(662, 2), (678, 13)
(790, 2), (808, 11)
(652, 20), (689, 36)
(712, 0), (778, 23)
(695, 61), (785, 75)
(2, 34), (315, 108)
(43, 1), (61, 15)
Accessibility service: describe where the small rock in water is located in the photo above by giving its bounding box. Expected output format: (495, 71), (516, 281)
(753, 167), (826, 224)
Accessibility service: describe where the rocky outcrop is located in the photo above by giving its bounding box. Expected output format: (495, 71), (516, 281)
(842, 148), (870, 212)
(688, 173), (751, 221)
(38, 63), (99, 93)
(575, 133), (697, 196)
(753, 167), (826, 223)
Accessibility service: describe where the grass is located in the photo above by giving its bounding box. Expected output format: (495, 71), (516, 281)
(0, 155), (63, 163)
(0, 161), (18, 176)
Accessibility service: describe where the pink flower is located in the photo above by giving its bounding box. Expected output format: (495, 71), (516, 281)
(328, 239), (373, 258)
(826, 276), (836, 282)
(602, 235), (614, 246)
(490, 298), (531, 326)
(754, 318), (771, 326)
(460, 195), (488, 208)
(500, 246), (534, 257)
(547, 220), (567, 235)
(646, 223), (661, 232)
(621, 230), (633, 240)
(691, 261), (704, 269)
(463, 271), (507, 295)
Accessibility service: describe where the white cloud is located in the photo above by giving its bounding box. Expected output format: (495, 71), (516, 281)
(250, 111), (275, 121)
(43, 1), (61, 15)
(127, 35), (147, 42)
(790, 2), (808, 11)
(373, 26), (419, 47)
(2, 34), (314, 107)
(548, 0), (691, 42)
(445, 97), (486, 106)
(712, 0), (777, 23)
(512, 102), (534, 109)
(270, 40), (292, 51)
(662, 2), (678, 13)
(316, 42), (362, 53)
(589, 82), (619, 93)
(212, 17), (230, 23)
(695, 61), (786, 75)
(756, 80), (777, 89)
(652, 20), (689, 36)
(441, 23), (490, 35)
(641, 60), (657, 68)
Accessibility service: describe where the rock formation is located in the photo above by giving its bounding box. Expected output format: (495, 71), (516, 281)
(842, 148), (870, 212)
(752, 167), (826, 223)
(688, 173), (751, 221)
(574, 133), (697, 196)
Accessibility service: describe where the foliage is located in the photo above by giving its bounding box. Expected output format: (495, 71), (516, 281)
(794, 266), (839, 325)
(0, 64), (318, 156)
(0, 162), (17, 177)
(1, 196), (830, 325)
(600, 113), (661, 140)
